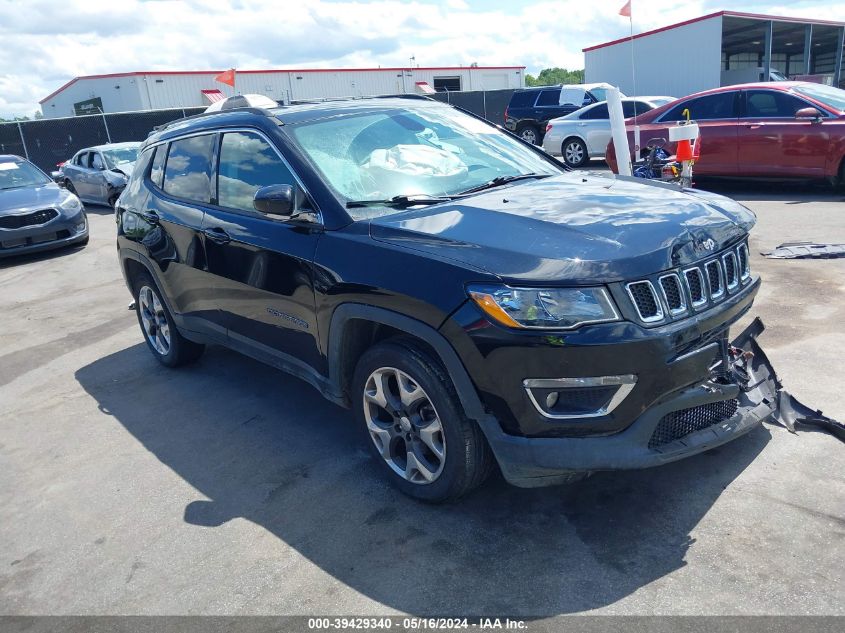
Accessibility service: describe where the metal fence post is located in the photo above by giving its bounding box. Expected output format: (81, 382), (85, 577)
(482, 90), (487, 120)
(101, 112), (112, 143)
(16, 122), (29, 160)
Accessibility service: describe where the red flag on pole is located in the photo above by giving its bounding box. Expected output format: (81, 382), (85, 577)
(619, 1), (631, 17)
(215, 69), (236, 87)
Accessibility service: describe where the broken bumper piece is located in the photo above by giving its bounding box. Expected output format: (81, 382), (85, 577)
(479, 318), (840, 488)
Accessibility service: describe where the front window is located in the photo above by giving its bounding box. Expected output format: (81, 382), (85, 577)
(217, 131), (297, 212)
(792, 84), (845, 113)
(660, 92), (738, 121)
(102, 146), (139, 170)
(0, 160), (51, 190)
(288, 104), (562, 218)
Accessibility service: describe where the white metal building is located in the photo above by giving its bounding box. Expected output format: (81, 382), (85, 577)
(39, 66), (526, 118)
(584, 10), (845, 98)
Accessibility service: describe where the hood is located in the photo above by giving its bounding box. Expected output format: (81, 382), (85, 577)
(106, 162), (135, 182)
(0, 182), (70, 215)
(369, 172), (755, 283)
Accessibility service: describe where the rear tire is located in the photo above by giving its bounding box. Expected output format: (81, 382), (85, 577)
(516, 124), (540, 145)
(352, 339), (494, 502)
(561, 137), (589, 168)
(133, 271), (204, 367)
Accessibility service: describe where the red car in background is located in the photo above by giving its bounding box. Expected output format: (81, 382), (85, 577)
(606, 82), (845, 184)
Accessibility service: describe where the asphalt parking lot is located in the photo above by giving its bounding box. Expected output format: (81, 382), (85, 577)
(1, 178), (844, 617)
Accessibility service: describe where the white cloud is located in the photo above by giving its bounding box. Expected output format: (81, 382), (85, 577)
(0, 0), (841, 117)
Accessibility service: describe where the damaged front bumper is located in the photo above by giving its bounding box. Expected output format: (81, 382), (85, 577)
(479, 318), (784, 488)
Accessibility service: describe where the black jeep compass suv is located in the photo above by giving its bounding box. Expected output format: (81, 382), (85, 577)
(116, 96), (772, 502)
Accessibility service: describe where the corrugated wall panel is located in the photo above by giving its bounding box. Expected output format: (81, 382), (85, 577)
(585, 16), (723, 98)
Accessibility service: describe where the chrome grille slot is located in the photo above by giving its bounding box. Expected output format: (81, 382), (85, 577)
(684, 267), (707, 308)
(626, 281), (663, 322)
(705, 260), (724, 299)
(722, 252), (739, 291)
(737, 243), (750, 281)
(659, 274), (686, 315)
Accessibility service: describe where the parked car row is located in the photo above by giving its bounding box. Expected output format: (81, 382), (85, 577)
(542, 96), (675, 167)
(504, 83), (621, 145)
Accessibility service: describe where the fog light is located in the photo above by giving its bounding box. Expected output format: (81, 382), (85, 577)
(75, 219), (86, 231)
(545, 392), (559, 408)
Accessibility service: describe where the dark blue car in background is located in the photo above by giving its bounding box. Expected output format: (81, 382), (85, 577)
(0, 155), (88, 258)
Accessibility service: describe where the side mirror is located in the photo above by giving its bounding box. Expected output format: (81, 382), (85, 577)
(795, 107), (822, 121)
(253, 184), (294, 216)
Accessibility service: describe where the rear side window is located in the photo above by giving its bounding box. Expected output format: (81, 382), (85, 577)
(162, 134), (215, 203)
(536, 90), (561, 107)
(149, 145), (166, 188)
(217, 131), (295, 212)
(122, 146), (156, 201)
(75, 152), (88, 166)
(744, 90), (808, 118)
(580, 104), (609, 120)
(661, 92), (738, 121)
(622, 101), (653, 118)
(509, 91), (538, 108)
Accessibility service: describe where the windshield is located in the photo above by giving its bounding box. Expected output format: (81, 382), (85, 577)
(0, 160), (51, 190)
(793, 83), (845, 113)
(102, 146), (139, 169)
(288, 104), (562, 218)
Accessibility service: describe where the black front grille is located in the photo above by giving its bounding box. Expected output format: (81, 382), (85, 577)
(649, 399), (739, 449)
(685, 269), (704, 304)
(723, 253), (737, 287)
(627, 281), (660, 320)
(705, 260), (722, 296)
(660, 275), (683, 312)
(0, 209), (58, 229)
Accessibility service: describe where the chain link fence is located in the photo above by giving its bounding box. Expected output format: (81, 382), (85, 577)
(0, 107), (205, 173)
(2, 90), (517, 174)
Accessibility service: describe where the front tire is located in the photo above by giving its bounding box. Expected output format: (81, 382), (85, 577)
(561, 137), (589, 168)
(133, 272), (204, 367)
(352, 340), (493, 502)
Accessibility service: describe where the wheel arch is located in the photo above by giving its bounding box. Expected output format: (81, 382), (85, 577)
(560, 134), (588, 153)
(327, 304), (487, 421)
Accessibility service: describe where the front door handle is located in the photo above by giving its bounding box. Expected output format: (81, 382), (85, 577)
(139, 210), (160, 225)
(203, 227), (231, 244)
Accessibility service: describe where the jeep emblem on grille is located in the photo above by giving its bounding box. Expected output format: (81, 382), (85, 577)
(695, 238), (716, 252)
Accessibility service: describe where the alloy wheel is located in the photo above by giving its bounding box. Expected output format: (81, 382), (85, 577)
(520, 128), (537, 144)
(138, 285), (171, 356)
(363, 366), (446, 485)
(564, 141), (585, 166)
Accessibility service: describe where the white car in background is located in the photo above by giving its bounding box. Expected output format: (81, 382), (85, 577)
(543, 96), (676, 167)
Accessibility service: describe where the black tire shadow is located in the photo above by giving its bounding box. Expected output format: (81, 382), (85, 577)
(75, 343), (770, 616)
(0, 240), (88, 268)
(82, 202), (116, 216)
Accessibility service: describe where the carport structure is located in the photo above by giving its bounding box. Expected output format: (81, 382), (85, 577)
(721, 12), (845, 86)
(584, 10), (845, 98)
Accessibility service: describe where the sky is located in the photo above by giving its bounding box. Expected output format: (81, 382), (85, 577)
(0, 0), (842, 118)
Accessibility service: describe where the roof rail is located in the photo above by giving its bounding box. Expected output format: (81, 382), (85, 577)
(285, 93), (435, 106)
(151, 107), (275, 135)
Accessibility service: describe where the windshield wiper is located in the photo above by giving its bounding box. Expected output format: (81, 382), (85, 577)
(457, 173), (551, 195)
(346, 194), (459, 209)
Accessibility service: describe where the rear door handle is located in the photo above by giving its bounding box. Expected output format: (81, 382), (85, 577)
(203, 227), (231, 244)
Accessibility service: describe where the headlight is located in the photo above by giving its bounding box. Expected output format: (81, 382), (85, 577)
(467, 284), (619, 330)
(59, 194), (83, 213)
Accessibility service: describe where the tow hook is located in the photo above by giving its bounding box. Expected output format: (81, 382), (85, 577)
(731, 317), (845, 443)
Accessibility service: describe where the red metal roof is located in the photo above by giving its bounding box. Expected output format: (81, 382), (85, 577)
(583, 10), (845, 53)
(39, 66), (527, 104)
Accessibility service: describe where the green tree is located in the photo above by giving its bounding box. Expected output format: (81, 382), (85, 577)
(525, 67), (585, 87)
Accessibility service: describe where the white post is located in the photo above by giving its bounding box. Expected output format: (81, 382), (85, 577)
(607, 87), (632, 176)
